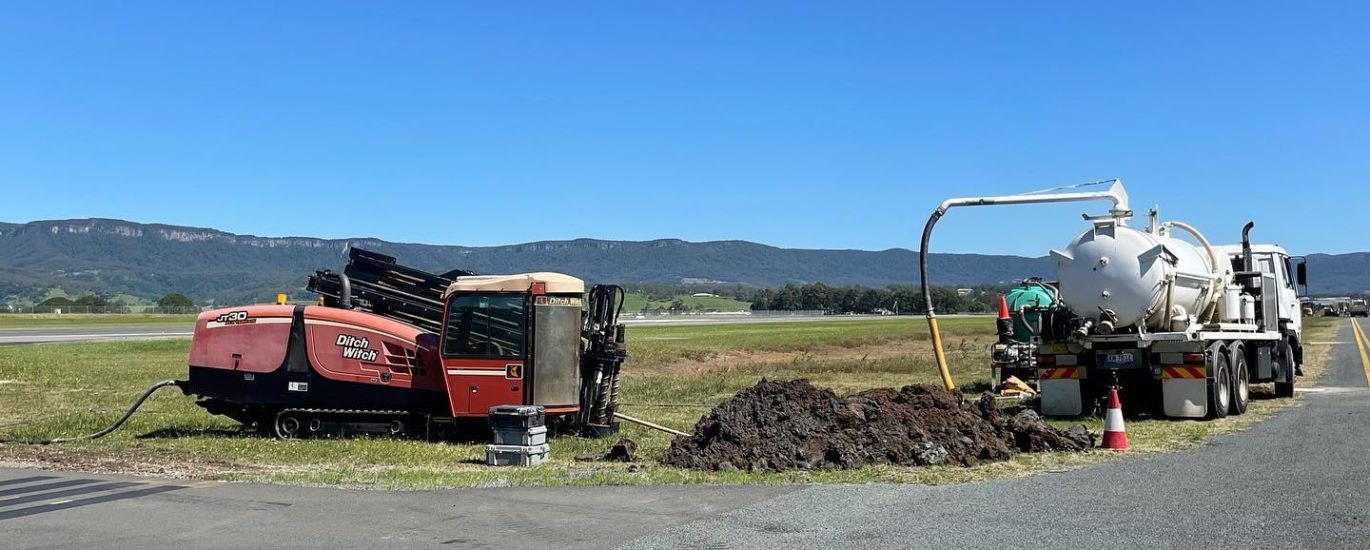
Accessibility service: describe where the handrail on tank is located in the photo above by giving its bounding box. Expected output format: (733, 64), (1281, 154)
(919, 179), (1130, 391)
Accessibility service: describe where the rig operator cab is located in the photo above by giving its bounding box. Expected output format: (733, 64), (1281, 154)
(439, 273), (585, 419)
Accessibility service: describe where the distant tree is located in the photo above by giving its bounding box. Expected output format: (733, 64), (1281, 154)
(157, 293), (195, 312)
(772, 284), (802, 310)
(857, 289), (889, 313)
(38, 296), (76, 308)
(800, 283), (831, 311)
(750, 289), (774, 311)
(74, 294), (108, 307)
(891, 286), (920, 315)
(834, 287), (860, 313)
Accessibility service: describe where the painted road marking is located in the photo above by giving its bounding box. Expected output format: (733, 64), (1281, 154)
(0, 482), (139, 508)
(1350, 320), (1370, 388)
(0, 478), (101, 498)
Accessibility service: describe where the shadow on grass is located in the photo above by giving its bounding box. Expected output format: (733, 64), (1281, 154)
(134, 423), (497, 444)
(135, 426), (257, 439)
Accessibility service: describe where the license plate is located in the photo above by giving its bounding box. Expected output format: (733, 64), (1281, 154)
(1105, 352), (1135, 365)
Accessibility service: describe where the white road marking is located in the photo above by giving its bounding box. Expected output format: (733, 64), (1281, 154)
(0, 331), (192, 343)
(445, 369), (504, 376)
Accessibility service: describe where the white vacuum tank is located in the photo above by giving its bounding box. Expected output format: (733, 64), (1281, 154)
(1051, 219), (1221, 333)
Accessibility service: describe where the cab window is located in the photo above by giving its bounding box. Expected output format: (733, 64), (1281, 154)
(1256, 255), (1276, 276)
(443, 294), (525, 357)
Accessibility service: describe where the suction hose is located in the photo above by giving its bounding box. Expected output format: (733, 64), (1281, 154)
(920, 208), (957, 391)
(0, 380), (185, 445)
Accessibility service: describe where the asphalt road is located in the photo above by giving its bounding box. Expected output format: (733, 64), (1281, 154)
(0, 326), (193, 345)
(1, 319), (1366, 549)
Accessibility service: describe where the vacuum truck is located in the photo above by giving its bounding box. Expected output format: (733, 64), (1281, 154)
(929, 180), (1307, 419)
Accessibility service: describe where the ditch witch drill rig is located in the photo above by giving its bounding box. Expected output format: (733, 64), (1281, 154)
(183, 248), (628, 439)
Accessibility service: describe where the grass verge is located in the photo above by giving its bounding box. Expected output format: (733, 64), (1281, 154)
(0, 316), (1339, 488)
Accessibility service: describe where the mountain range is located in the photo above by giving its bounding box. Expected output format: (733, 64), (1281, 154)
(0, 218), (1365, 304)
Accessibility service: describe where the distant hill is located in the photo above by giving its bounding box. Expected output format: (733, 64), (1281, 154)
(0, 218), (1363, 304)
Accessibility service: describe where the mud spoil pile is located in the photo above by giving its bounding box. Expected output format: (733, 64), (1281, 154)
(662, 379), (1093, 472)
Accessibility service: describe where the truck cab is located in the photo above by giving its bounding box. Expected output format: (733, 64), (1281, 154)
(1214, 244), (1307, 347)
(1350, 299), (1369, 317)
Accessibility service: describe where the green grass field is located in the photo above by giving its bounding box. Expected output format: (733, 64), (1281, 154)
(0, 313), (198, 329)
(0, 316), (1339, 488)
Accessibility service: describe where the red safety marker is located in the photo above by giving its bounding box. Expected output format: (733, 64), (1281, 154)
(998, 295), (1011, 320)
(1102, 388), (1129, 451)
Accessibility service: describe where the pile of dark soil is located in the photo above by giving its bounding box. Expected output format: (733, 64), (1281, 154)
(662, 379), (1092, 472)
(603, 438), (637, 462)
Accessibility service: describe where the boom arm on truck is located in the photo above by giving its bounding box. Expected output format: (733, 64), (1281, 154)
(918, 179), (1132, 390)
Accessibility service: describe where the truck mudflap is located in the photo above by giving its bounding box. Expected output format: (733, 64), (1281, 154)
(1039, 367), (1084, 416)
(1161, 366), (1209, 418)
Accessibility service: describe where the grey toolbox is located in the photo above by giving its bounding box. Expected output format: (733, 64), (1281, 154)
(485, 443), (551, 467)
(488, 405), (545, 429)
(492, 424), (548, 446)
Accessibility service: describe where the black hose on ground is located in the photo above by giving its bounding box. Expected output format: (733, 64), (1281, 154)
(0, 380), (185, 445)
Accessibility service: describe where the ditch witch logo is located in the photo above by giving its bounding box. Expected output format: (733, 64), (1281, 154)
(335, 334), (379, 362)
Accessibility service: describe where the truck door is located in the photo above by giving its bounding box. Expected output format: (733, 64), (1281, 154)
(1257, 253), (1301, 334)
(439, 293), (528, 416)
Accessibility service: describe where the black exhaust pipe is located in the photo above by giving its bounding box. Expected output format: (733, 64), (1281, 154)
(1241, 221), (1255, 272)
(339, 273), (353, 310)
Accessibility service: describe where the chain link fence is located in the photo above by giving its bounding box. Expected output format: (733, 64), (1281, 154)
(2, 305), (205, 314)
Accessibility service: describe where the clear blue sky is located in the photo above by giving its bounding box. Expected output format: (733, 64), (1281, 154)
(1, 2), (1365, 255)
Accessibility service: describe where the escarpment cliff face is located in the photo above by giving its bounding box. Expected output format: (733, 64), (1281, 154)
(0, 217), (1357, 305)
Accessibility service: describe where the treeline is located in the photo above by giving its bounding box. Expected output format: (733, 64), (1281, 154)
(749, 283), (1004, 314)
(617, 282), (754, 302)
(27, 292), (199, 313)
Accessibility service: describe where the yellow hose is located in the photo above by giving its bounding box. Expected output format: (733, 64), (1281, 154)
(927, 316), (956, 391)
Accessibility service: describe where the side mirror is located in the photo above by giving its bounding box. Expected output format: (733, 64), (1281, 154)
(1297, 262), (1307, 287)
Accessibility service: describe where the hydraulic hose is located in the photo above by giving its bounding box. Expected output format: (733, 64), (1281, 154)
(0, 380), (184, 445)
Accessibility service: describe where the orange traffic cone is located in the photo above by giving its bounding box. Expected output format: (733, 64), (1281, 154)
(1102, 388), (1128, 451)
(997, 295), (1011, 320)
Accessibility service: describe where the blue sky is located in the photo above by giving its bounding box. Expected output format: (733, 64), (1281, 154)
(1, 2), (1365, 255)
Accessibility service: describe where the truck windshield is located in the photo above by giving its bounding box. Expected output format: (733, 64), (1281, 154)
(443, 294), (525, 357)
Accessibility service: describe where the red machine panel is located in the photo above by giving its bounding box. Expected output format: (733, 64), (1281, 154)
(302, 306), (446, 392)
(187, 305), (294, 373)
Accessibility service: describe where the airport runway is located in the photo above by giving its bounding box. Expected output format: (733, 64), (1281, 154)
(0, 326), (193, 346)
(1, 319), (1366, 549)
(0, 314), (941, 345)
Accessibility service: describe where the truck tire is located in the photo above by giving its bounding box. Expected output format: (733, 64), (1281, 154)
(1207, 352), (1231, 420)
(1230, 349), (1250, 415)
(1274, 380), (1294, 398)
(1274, 339), (1296, 398)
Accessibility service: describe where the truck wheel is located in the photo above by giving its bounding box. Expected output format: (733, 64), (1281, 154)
(1274, 339), (1296, 398)
(1230, 350), (1250, 415)
(1274, 380), (1295, 398)
(1207, 352), (1231, 420)
(274, 412), (305, 440)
